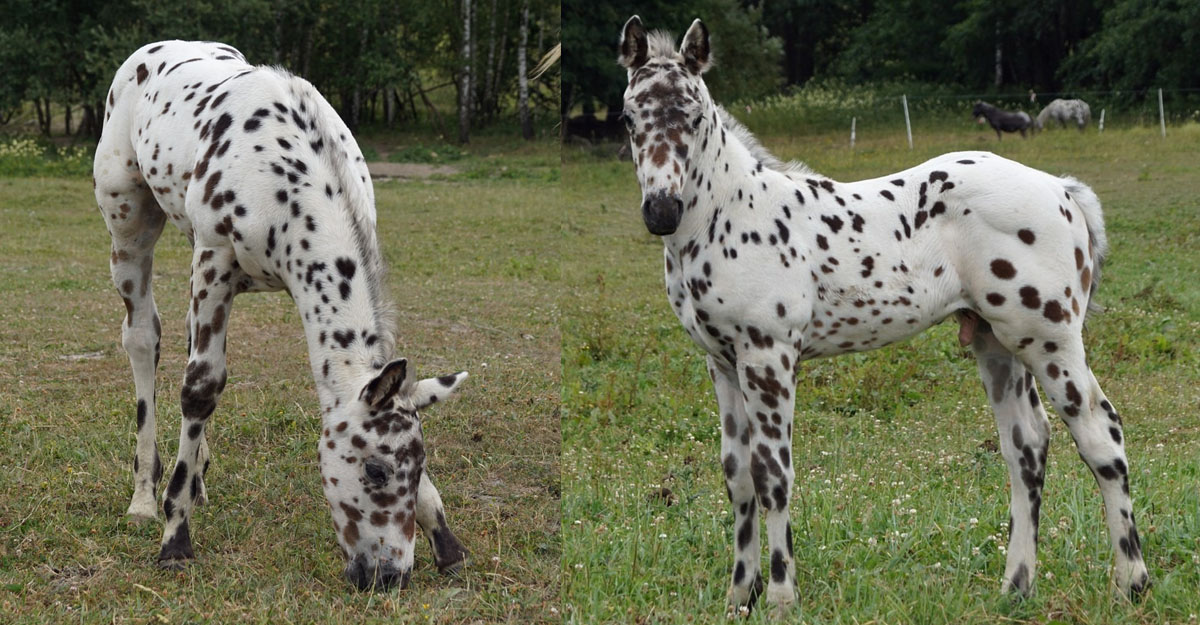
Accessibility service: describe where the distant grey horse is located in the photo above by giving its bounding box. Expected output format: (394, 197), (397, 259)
(1036, 99), (1091, 131)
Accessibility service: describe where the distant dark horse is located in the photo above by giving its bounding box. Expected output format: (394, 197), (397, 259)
(972, 101), (1033, 140)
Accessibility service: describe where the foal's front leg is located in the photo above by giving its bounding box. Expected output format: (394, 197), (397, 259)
(158, 246), (236, 567)
(415, 470), (469, 574)
(737, 351), (798, 616)
(709, 357), (762, 613)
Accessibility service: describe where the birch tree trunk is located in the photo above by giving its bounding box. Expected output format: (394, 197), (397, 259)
(484, 0), (497, 117)
(518, 0), (532, 139)
(458, 0), (472, 144)
(994, 24), (1003, 87)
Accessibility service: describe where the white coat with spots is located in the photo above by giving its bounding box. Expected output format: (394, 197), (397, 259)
(95, 41), (469, 590)
(618, 17), (1149, 616)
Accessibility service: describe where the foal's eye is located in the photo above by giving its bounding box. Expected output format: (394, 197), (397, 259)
(621, 111), (635, 130)
(691, 114), (703, 129)
(363, 459), (389, 486)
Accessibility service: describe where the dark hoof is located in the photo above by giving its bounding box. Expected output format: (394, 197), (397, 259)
(431, 522), (469, 575)
(436, 553), (467, 575)
(1129, 573), (1152, 600)
(156, 556), (190, 571)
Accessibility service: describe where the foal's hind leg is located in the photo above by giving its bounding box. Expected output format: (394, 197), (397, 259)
(971, 330), (1051, 594)
(157, 245), (237, 567)
(97, 179), (167, 521)
(1025, 334), (1150, 596)
(415, 470), (468, 573)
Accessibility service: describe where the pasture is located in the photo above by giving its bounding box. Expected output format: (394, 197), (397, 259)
(0, 139), (561, 624)
(562, 124), (1200, 624)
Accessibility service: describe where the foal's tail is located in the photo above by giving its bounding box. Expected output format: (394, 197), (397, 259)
(1061, 176), (1108, 314)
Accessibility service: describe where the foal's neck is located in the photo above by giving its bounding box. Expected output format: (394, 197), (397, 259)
(286, 242), (393, 418)
(673, 106), (793, 243)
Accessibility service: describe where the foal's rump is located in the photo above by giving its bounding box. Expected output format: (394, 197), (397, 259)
(914, 152), (1104, 342)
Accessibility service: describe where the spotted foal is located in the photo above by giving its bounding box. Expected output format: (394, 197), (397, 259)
(96, 41), (469, 589)
(618, 17), (1149, 616)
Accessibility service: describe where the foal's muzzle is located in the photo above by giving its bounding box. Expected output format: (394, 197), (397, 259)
(642, 191), (683, 236)
(344, 554), (410, 591)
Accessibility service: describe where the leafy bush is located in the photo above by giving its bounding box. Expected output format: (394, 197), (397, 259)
(386, 142), (467, 164)
(0, 138), (92, 177)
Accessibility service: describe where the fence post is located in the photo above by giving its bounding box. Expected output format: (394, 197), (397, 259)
(1158, 88), (1166, 137)
(902, 95), (913, 150)
(1099, 108), (1105, 133)
(850, 116), (856, 149)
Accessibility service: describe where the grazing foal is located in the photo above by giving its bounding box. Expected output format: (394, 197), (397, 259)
(618, 17), (1149, 616)
(96, 41), (469, 589)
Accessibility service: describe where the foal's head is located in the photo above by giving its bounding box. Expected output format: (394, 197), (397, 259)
(319, 358), (467, 590)
(618, 16), (713, 236)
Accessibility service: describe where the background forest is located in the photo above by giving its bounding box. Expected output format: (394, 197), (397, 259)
(564, 0), (1200, 121)
(0, 0), (560, 143)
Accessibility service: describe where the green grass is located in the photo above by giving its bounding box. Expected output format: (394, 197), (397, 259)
(0, 140), (562, 623)
(561, 124), (1200, 624)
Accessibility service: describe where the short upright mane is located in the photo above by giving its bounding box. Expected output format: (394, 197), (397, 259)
(642, 30), (814, 179)
(716, 107), (814, 178)
(285, 72), (398, 361)
(646, 30), (683, 63)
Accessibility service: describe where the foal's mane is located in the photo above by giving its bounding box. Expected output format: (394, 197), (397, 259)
(716, 106), (815, 178)
(284, 71), (398, 361)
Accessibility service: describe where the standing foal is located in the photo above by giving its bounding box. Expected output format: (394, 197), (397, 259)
(618, 17), (1149, 616)
(96, 41), (469, 590)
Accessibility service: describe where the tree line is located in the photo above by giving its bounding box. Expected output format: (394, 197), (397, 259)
(0, 0), (559, 142)
(564, 0), (1200, 117)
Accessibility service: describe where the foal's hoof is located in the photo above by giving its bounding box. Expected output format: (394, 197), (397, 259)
(1127, 572), (1152, 601)
(156, 556), (191, 571)
(436, 555), (467, 576)
(126, 499), (158, 522)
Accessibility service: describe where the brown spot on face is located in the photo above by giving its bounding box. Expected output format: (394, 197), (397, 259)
(1047, 363), (1060, 379)
(1018, 229), (1035, 244)
(136, 63), (149, 84)
(1075, 247), (1085, 270)
(986, 293), (1006, 306)
(342, 521), (359, 545)
(990, 259), (1016, 279)
(339, 501), (363, 522)
(1080, 266), (1091, 289)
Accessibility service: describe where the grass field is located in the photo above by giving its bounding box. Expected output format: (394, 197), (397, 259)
(0, 142), (561, 624)
(562, 123), (1200, 624)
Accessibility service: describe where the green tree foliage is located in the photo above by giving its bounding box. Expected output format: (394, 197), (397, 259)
(566, 0), (1198, 118)
(563, 0), (781, 116)
(1060, 0), (1200, 92)
(0, 0), (557, 138)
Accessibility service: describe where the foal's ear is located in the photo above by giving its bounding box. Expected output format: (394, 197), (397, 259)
(618, 15), (648, 70)
(406, 372), (469, 411)
(680, 19), (711, 74)
(359, 358), (411, 409)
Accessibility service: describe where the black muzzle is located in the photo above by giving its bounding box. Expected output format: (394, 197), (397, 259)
(345, 554), (410, 591)
(642, 191), (683, 236)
